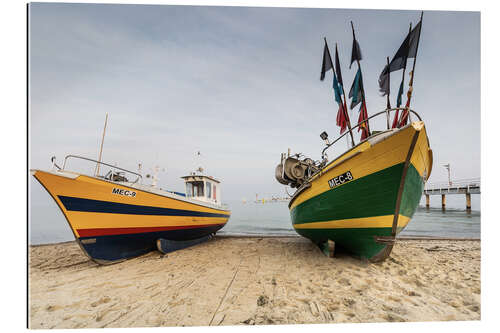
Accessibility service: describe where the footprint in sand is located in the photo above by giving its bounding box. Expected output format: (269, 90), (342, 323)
(407, 290), (420, 297)
(339, 278), (351, 286)
(342, 298), (355, 307)
(467, 305), (480, 313)
(45, 305), (60, 312)
(91, 296), (111, 308)
(384, 313), (406, 322)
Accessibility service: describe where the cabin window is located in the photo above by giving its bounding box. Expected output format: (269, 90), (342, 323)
(206, 182), (212, 198)
(186, 182), (193, 197)
(187, 181), (204, 197)
(213, 185), (217, 200)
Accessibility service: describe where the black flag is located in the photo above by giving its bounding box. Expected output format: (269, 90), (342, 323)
(320, 39), (333, 81)
(387, 20), (422, 73)
(407, 21), (422, 58)
(378, 64), (390, 96)
(349, 39), (362, 69)
(378, 20), (422, 94)
(335, 44), (343, 86)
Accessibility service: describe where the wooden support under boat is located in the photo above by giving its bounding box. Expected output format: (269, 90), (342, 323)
(318, 239), (336, 258)
(328, 240), (335, 258)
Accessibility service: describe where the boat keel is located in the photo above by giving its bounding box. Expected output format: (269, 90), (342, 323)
(369, 244), (395, 262)
(156, 235), (213, 254)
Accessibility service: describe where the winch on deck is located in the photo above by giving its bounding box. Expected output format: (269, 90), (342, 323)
(275, 151), (321, 188)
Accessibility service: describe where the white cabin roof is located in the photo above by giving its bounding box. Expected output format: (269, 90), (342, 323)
(181, 174), (220, 184)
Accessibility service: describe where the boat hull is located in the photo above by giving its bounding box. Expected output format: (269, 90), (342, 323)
(289, 121), (432, 261)
(32, 170), (230, 264)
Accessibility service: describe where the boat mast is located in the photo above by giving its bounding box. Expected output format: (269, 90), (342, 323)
(350, 21), (371, 136)
(95, 113), (108, 177)
(384, 56), (392, 129)
(335, 42), (356, 147)
(404, 12), (424, 119)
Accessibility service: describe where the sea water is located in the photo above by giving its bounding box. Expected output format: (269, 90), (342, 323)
(219, 195), (481, 239)
(29, 189), (480, 245)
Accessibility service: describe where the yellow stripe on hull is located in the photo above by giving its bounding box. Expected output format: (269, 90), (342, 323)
(293, 214), (411, 230)
(67, 211), (229, 231)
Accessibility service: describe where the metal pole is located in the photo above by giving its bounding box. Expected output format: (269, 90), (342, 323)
(95, 113), (108, 177)
(396, 23), (412, 127)
(385, 56), (391, 129)
(324, 37), (354, 147)
(403, 12), (423, 120)
(350, 21), (370, 135)
(334, 42), (356, 147)
(443, 163), (451, 187)
(448, 165), (451, 186)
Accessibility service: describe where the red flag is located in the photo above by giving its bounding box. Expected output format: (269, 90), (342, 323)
(358, 101), (369, 140)
(337, 101), (348, 134)
(398, 98), (411, 127)
(391, 108), (400, 129)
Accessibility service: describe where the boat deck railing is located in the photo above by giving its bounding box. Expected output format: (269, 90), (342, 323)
(321, 108), (422, 159)
(59, 154), (143, 183)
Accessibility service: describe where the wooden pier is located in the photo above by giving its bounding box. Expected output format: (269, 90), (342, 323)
(424, 178), (480, 211)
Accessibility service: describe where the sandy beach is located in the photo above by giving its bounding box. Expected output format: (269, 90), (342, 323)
(28, 236), (480, 328)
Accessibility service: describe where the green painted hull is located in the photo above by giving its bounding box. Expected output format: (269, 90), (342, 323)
(291, 162), (424, 260)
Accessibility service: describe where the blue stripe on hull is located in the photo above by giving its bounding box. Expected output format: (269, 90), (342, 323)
(58, 195), (230, 218)
(78, 224), (225, 263)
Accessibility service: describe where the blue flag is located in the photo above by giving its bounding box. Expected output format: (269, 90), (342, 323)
(348, 68), (363, 109)
(333, 74), (343, 104)
(397, 79), (404, 107)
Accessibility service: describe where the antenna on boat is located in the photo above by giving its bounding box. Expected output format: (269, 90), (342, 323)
(194, 150), (205, 175)
(151, 165), (166, 188)
(137, 163), (143, 184)
(95, 113), (108, 177)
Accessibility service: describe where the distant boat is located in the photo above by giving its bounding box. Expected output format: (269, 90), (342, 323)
(31, 155), (230, 264)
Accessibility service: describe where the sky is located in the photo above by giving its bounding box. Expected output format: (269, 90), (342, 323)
(29, 2), (480, 202)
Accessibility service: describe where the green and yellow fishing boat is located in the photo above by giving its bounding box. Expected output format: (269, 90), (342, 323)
(275, 13), (431, 262)
(276, 117), (432, 261)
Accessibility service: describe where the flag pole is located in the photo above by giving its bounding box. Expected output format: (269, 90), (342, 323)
(385, 56), (391, 129)
(350, 21), (371, 135)
(335, 42), (356, 147)
(402, 12), (423, 123)
(95, 113), (108, 177)
(386, 56), (391, 110)
(395, 22), (412, 127)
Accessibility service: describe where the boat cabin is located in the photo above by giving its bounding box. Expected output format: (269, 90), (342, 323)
(181, 174), (221, 205)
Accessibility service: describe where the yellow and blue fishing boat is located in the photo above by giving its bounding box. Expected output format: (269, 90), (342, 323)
(276, 114), (432, 261)
(31, 155), (230, 264)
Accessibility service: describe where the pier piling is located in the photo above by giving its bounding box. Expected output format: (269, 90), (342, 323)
(424, 178), (479, 210)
